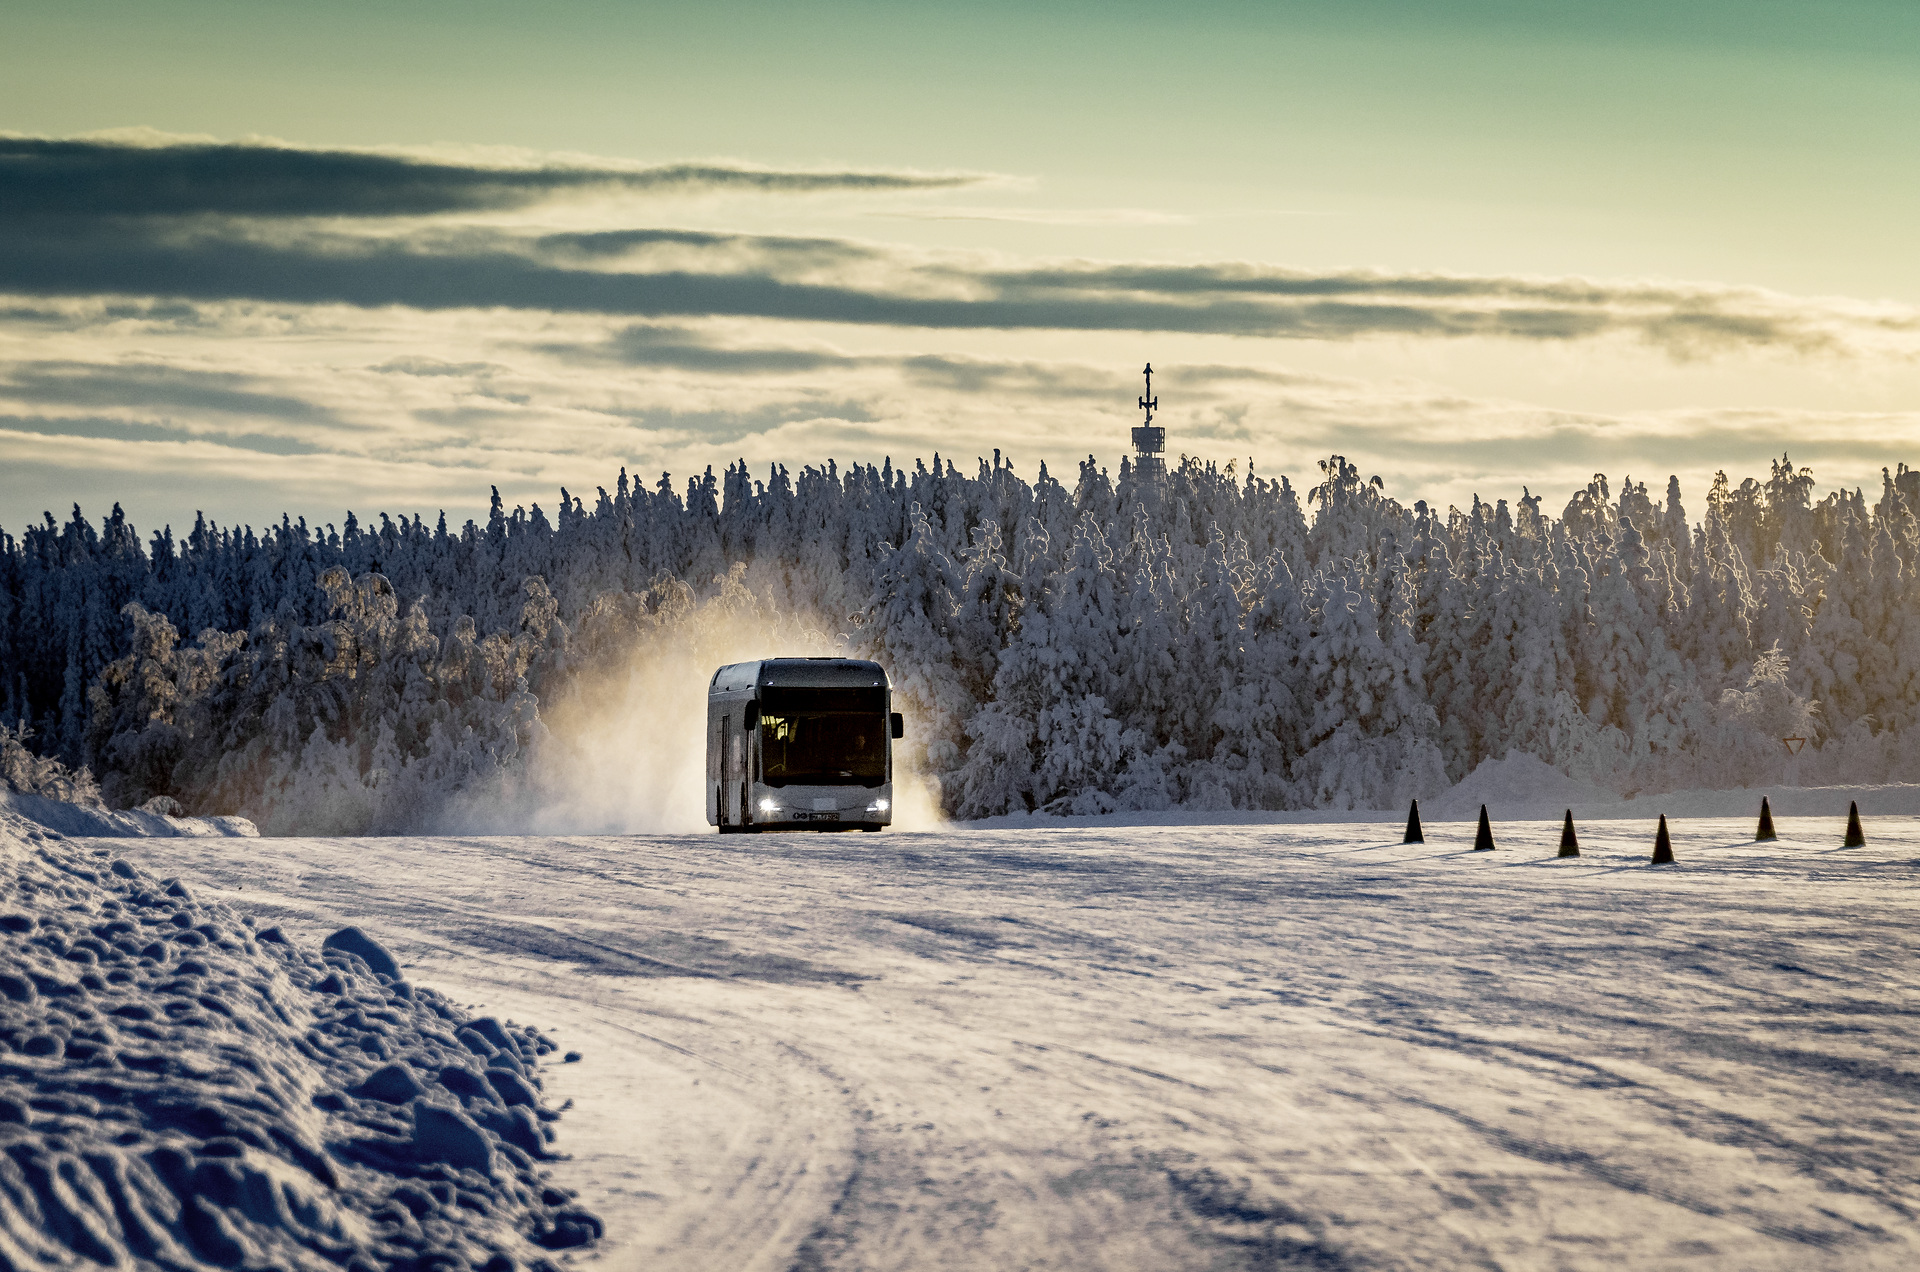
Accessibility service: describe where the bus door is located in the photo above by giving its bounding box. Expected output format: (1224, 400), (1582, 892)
(724, 711), (747, 824)
(710, 713), (724, 823)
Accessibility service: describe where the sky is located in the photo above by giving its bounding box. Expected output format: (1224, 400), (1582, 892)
(2, 0), (1917, 538)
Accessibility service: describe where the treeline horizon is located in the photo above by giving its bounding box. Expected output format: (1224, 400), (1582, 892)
(2, 450), (1917, 830)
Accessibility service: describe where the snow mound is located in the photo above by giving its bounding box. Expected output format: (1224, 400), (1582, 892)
(1426, 752), (1616, 821)
(1604, 782), (1920, 820)
(0, 809), (600, 1271)
(0, 789), (258, 839)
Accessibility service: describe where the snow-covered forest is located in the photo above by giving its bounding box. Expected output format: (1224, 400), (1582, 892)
(3, 451), (1918, 833)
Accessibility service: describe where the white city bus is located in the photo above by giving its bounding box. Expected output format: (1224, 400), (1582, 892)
(707, 658), (903, 833)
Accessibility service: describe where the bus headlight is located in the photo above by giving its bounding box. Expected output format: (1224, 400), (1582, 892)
(867, 799), (890, 812)
(759, 798), (780, 813)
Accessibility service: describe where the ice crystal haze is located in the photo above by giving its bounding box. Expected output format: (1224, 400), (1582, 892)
(3, 452), (1918, 833)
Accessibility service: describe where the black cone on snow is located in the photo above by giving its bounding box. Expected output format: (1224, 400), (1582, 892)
(1558, 810), (1580, 858)
(1472, 805), (1495, 852)
(1651, 814), (1674, 865)
(1756, 796), (1777, 842)
(1404, 799), (1425, 844)
(1845, 800), (1866, 848)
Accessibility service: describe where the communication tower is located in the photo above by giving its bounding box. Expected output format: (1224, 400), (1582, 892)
(1131, 362), (1166, 478)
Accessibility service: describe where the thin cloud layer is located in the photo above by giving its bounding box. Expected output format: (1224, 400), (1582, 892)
(4, 302), (1913, 541)
(0, 135), (984, 219)
(1, 361), (342, 423)
(3, 216), (1907, 358)
(2, 133), (1911, 358)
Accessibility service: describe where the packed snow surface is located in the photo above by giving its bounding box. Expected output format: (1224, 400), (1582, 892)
(0, 808), (600, 1271)
(103, 808), (1920, 1271)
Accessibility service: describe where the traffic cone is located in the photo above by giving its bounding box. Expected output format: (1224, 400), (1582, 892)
(1558, 810), (1580, 857)
(1756, 796), (1776, 842)
(1403, 799), (1424, 844)
(1845, 801), (1866, 848)
(1651, 814), (1674, 865)
(1473, 805), (1495, 851)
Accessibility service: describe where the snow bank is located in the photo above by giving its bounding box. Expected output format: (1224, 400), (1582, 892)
(1595, 782), (1920, 820)
(1425, 752), (1920, 822)
(0, 808), (601, 1270)
(1424, 752), (1616, 820)
(963, 807), (1397, 830)
(964, 751), (1920, 830)
(0, 789), (258, 840)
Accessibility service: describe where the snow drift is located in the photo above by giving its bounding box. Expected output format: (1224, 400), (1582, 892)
(1425, 752), (1617, 820)
(1428, 751), (1920, 822)
(0, 790), (257, 841)
(0, 808), (601, 1270)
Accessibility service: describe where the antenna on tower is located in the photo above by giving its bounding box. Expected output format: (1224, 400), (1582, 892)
(1131, 362), (1166, 478)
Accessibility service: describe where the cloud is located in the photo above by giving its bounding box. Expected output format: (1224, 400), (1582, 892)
(0, 298), (217, 331)
(871, 206), (1192, 226)
(4, 216), (1899, 358)
(0, 413), (327, 456)
(0, 361), (343, 424)
(2, 134), (1908, 359)
(0, 135), (986, 220)
(600, 325), (850, 374)
(4, 302), (1914, 540)
(590, 328), (1286, 400)
(370, 356), (506, 378)
(531, 227), (884, 276)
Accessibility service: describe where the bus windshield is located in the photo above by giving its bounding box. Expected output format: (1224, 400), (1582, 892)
(759, 687), (887, 787)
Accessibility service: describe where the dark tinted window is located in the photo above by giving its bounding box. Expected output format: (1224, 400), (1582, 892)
(758, 687), (887, 786)
(760, 687), (885, 714)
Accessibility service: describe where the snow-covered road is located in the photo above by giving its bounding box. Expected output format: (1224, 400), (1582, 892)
(111, 816), (1920, 1271)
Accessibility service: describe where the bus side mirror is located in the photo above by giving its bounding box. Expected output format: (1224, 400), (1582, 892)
(744, 703), (759, 728)
(890, 712), (904, 739)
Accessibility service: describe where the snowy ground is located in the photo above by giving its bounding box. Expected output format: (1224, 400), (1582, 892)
(105, 812), (1920, 1271)
(0, 807), (602, 1271)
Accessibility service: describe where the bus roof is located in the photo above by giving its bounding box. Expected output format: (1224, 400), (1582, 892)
(709, 658), (888, 695)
